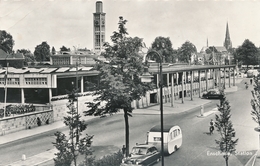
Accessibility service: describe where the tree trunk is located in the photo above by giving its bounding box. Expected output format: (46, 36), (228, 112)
(124, 108), (129, 157)
(225, 157), (228, 166)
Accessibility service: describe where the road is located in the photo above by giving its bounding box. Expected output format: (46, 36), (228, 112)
(153, 78), (258, 166)
(1, 101), (218, 166)
(1, 78), (257, 166)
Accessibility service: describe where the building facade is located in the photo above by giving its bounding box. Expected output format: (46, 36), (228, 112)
(93, 1), (106, 55)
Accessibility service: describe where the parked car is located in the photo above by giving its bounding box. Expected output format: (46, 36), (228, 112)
(202, 89), (224, 99)
(121, 144), (160, 166)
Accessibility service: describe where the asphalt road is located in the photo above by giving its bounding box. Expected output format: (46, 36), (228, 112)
(0, 99), (218, 166)
(2, 79), (257, 166)
(153, 78), (258, 166)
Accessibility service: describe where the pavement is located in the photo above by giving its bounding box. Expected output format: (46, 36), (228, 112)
(1, 78), (252, 166)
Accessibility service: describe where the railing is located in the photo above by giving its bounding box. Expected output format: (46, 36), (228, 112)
(0, 104), (52, 119)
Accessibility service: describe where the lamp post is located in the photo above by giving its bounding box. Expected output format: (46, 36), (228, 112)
(76, 58), (79, 143)
(3, 61), (9, 118)
(141, 50), (164, 166)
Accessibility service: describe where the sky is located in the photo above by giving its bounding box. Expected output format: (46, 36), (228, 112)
(1, 0), (260, 53)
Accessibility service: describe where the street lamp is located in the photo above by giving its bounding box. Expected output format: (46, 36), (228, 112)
(140, 50), (165, 166)
(3, 60), (9, 118)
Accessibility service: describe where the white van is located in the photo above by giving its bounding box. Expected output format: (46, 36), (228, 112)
(147, 124), (182, 154)
(247, 69), (258, 78)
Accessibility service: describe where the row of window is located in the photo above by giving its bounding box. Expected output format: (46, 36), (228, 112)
(170, 129), (181, 140)
(25, 78), (47, 85)
(0, 78), (19, 85)
(0, 78), (48, 85)
(52, 57), (70, 65)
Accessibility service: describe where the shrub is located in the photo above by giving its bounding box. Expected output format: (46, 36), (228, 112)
(92, 150), (123, 166)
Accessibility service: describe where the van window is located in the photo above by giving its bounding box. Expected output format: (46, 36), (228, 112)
(154, 137), (161, 141)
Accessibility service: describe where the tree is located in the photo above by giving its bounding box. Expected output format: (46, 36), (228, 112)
(34, 41), (51, 62)
(0, 30), (15, 54)
(52, 46), (56, 55)
(53, 89), (94, 166)
(151, 37), (176, 63)
(251, 76), (260, 127)
(235, 39), (258, 68)
(84, 16), (153, 157)
(205, 46), (219, 65)
(215, 92), (238, 166)
(60, 46), (71, 52)
(17, 49), (35, 66)
(177, 41), (197, 63)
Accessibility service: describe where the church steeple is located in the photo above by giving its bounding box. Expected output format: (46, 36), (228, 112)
(224, 22), (232, 51)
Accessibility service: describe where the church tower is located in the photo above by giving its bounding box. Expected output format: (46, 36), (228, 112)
(93, 1), (106, 55)
(223, 22), (232, 52)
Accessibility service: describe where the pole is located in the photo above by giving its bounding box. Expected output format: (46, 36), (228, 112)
(76, 59), (79, 144)
(3, 62), (9, 118)
(159, 61), (164, 166)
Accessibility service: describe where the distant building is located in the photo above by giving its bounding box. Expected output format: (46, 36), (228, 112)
(0, 49), (24, 68)
(198, 22), (233, 65)
(223, 22), (232, 52)
(50, 48), (105, 66)
(93, 1), (106, 55)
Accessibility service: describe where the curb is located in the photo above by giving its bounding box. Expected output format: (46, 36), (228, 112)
(245, 150), (258, 166)
(197, 108), (218, 118)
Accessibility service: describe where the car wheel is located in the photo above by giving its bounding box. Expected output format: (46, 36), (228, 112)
(174, 145), (178, 152)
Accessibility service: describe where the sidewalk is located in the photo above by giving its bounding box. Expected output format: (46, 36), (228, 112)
(2, 85), (239, 166)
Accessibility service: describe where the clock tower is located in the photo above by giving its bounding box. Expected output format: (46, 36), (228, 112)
(93, 1), (106, 55)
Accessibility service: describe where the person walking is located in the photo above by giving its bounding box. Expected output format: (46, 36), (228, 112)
(209, 119), (214, 135)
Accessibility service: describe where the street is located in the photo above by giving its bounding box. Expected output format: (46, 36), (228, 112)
(0, 78), (257, 166)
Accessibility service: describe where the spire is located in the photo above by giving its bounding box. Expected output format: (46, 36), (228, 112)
(225, 22), (230, 40)
(207, 38), (208, 47)
(224, 22), (232, 51)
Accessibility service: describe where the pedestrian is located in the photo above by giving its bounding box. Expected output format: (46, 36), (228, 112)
(122, 145), (126, 157)
(209, 119), (214, 135)
(37, 117), (41, 126)
(250, 79), (253, 85)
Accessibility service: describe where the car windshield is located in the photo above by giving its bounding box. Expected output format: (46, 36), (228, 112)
(131, 147), (147, 155)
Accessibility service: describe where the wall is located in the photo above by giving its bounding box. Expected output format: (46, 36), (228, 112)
(0, 110), (53, 135)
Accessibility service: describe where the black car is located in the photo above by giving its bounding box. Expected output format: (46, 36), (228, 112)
(202, 89), (224, 99)
(121, 144), (160, 166)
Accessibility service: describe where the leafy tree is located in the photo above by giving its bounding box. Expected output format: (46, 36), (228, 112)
(0, 30), (15, 54)
(52, 46), (56, 55)
(151, 37), (176, 63)
(215, 92), (238, 166)
(251, 75), (260, 127)
(17, 49), (35, 66)
(177, 41), (197, 63)
(60, 46), (71, 52)
(53, 89), (94, 166)
(235, 39), (258, 68)
(84, 16), (153, 157)
(34, 41), (51, 62)
(204, 46), (219, 65)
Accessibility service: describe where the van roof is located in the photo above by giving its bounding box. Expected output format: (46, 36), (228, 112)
(150, 124), (179, 132)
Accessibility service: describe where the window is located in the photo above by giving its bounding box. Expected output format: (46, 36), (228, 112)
(154, 137), (161, 141)
(25, 78), (47, 85)
(0, 78), (20, 85)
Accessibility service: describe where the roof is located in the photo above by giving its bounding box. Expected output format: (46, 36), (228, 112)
(200, 46), (228, 53)
(0, 67), (95, 75)
(215, 46), (227, 52)
(0, 49), (24, 60)
(134, 144), (154, 148)
(150, 124), (178, 132)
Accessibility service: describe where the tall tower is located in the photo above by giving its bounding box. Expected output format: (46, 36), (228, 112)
(223, 22), (232, 51)
(93, 1), (106, 55)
